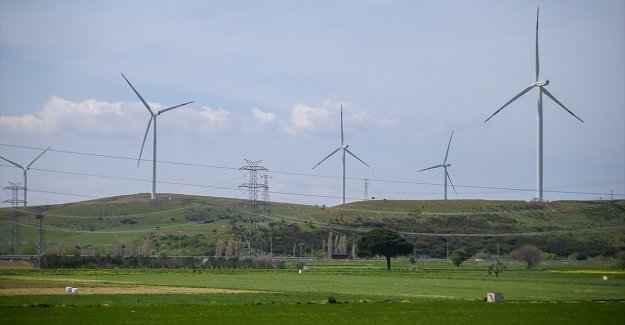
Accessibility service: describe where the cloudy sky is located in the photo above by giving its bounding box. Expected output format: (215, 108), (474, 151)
(1, 0), (623, 207)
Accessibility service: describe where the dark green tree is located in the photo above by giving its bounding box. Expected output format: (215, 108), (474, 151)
(450, 248), (470, 267)
(511, 244), (543, 269)
(356, 228), (413, 270)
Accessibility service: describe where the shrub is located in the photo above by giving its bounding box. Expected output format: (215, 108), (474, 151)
(487, 258), (505, 277)
(450, 249), (470, 267)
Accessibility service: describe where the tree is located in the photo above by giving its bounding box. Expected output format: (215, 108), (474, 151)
(511, 244), (543, 269)
(488, 258), (505, 277)
(450, 248), (469, 266)
(356, 228), (413, 270)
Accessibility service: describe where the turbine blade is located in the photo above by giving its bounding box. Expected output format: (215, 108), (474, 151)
(535, 6), (540, 81)
(26, 147), (51, 168)
(340, 104), (344, 146)
(484, 84), (536, 123)
(444, 130), (454, 164)
(345, 148), (371, 168)
(138, 117), (153, 166)
(446, 170), (457, 195)
(121, 73), (154, 115)
(159, 101), (194, 115)
(0, 156), (24, 169)
(542, 88), (584, 123)
(417, 164), (444, 173)
(311, 147), (342, 170)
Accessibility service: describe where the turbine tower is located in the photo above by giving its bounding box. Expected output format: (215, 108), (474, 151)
(418, 131), (456, 200)
(312, 105), (371, 205)
(122, 73), (193, 200)
(484, 7), (583, 201)
(0, 147), (50, 206)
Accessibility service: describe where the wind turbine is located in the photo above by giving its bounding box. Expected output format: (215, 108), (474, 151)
(0, 147), (50, 206)
(312, 105), (371, 205)
(121, 73), (193, 200)
(484, 7), (583, 202)
(418, 131), (456, 200)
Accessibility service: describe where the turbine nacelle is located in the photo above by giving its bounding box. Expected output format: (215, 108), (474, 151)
(341, 144), (349, 149)
(535, 80), (549, 87)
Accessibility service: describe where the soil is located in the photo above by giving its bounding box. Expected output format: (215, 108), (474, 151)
(0, 286), (261, 295)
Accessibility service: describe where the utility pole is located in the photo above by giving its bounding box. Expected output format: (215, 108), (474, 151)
(262, 174), (271, 217)
(36, 214), (44, 257)
(269, 229), (273, 256)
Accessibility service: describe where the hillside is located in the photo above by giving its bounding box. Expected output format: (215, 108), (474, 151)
(1, 194), (624, 259)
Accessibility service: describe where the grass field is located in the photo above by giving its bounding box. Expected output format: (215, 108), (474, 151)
(1, 260), (624, 324)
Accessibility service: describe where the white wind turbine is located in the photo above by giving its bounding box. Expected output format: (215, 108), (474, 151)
(418, 131), (456, 200)
(121, 73), (193, 200)
(484, 7), (583, 202)
(312, 105), (371, 205)
(0, 147), (50, 206)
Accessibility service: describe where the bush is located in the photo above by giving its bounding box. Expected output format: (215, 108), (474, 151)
(487, 258), (505, 277)
(450, 249), (470, 267)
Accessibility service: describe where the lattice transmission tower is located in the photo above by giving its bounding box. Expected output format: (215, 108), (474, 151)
(3, 182), (25, 253)
(238, 159), (268, 255)
(239, 159), (268, 221)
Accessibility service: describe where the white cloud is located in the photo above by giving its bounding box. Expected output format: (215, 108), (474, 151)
(284, 102), (333, 135)
(195, 106), (232, 137)
(282, 100), (400, 135)
(0, 96), (130, 136)
(0, 96), (400, 145)
(0, 97), (233, 140)
(251, 108), (277, 124)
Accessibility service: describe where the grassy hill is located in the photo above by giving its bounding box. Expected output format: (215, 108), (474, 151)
(1, 194), (624, 259)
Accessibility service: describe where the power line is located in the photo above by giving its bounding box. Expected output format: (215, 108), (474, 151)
(2, 164), (623, 205)
(2, 143), (624, 200)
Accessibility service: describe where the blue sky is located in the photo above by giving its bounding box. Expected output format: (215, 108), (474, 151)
(1, 0), (624, 207)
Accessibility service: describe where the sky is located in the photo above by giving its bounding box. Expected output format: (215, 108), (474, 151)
(1, 0), (624, 207)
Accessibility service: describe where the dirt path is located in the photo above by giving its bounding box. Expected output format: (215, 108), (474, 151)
(0, 286), (261, 295)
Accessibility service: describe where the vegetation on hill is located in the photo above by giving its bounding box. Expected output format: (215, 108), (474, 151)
(1, 194), (624, 260)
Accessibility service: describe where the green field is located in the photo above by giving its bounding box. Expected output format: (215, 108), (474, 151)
(1, 261), (624, 324)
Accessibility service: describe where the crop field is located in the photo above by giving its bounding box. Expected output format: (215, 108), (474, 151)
(1, 260), (624, 324)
